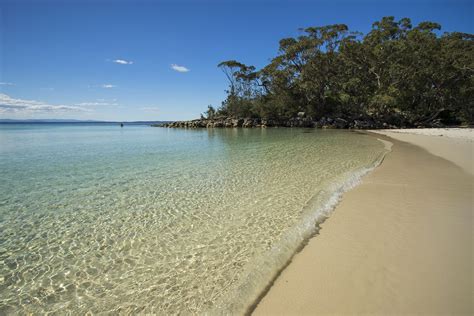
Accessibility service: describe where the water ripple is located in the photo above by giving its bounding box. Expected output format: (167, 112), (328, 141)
(0, 126), (386, 314)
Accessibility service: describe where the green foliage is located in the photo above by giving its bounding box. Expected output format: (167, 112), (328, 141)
(203, 105), (217, 119)
(213, 17), (473, 126)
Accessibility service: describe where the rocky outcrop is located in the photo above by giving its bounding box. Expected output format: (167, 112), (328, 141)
(153, 115), (416, 129)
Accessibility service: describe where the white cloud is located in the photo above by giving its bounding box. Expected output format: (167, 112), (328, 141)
(113, 59), (133, 65)
(0, 93), (87, 113)
(76, 101), (118, 106)
(171, 64), (190, 73)
(0, 82), (14, 86)
(101, 84), (116, 89)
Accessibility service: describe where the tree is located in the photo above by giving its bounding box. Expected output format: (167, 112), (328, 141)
(212, 17), (473, 126)
(204, 105), (217, 119)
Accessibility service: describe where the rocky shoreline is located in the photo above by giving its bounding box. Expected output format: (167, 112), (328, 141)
(153, 116), (430, 129)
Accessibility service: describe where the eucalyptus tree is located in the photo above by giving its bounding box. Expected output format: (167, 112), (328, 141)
(214, 17), (473, 126)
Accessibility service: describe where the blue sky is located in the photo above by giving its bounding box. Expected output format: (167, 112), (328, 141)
(0, 0), (472, 121)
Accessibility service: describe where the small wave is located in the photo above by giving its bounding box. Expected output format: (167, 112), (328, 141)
(211, 138), (393, 315)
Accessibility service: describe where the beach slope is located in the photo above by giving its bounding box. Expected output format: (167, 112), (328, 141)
(371, 128), (473, 175)
(254, 130), (473, 315)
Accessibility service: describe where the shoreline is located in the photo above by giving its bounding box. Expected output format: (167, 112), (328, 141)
(370, 129), (473, 175)
(253, 129), (473, 315)
(234, 136), (393, 315)
(155, 117), (472, 129)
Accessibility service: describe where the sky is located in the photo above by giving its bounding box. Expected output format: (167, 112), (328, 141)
(0, 0), (472, 121)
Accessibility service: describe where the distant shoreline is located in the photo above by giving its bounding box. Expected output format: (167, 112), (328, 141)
(154, 116), (471, 129)
(0, 120), (168, 124)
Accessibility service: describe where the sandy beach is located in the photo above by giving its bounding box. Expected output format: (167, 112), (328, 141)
(254, 129), (473, 315)
(372, 129), (473, 175)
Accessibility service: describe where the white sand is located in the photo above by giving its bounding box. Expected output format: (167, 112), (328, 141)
(371, 128), (473, 175)
(253, 130), (473, 315)
(372, 128), (474, 141)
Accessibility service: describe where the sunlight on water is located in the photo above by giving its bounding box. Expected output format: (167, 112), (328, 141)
(0, 124), (387, 314)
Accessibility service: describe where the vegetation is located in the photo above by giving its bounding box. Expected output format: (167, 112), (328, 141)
(208, 17), (473, 127)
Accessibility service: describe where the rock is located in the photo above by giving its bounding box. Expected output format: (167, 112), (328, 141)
(242, 118), (254, 128)
(231, 118), (243, 127)
(334, 118), (348, 128)
(157, 115), (384, 129)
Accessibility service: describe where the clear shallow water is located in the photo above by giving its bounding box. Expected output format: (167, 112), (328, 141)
(0, 124), (388, 314)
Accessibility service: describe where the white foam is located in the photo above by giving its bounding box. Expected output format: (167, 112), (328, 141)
(211, 139), (392, 315)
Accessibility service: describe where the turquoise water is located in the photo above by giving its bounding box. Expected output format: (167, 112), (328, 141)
(0, 124), (388, 314)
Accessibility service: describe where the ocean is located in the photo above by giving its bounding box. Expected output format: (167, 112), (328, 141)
(0, 123), (388, 314)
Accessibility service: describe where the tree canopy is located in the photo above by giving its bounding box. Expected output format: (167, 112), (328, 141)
(209, 17), (473, 126)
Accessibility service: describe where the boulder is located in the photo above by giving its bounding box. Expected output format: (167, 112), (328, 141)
(231, 118), (243, 127)
(334, 118), (348, 128)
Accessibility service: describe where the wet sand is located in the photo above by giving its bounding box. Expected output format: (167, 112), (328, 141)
(253, 131), (473, 315)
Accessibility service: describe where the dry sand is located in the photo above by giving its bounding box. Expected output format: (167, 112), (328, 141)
(373, 128), (474, 141)
(371, 129), (473, 175)
(253, 130), (473, 315)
